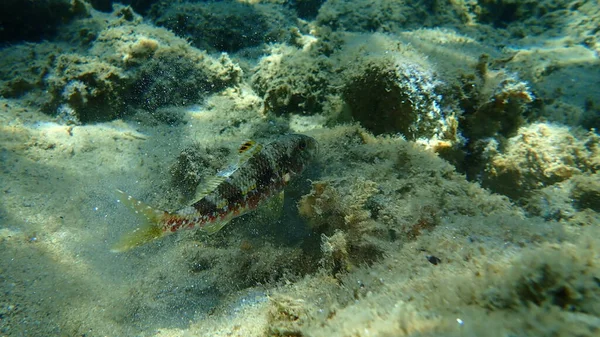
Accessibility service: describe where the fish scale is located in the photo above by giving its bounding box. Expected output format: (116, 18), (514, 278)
(112, 134), (317, 252)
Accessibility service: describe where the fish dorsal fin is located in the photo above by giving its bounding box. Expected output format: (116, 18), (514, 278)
(238, 140), (256, 153)
(237, 140), (262, 165)
(193, 140), (262, 201)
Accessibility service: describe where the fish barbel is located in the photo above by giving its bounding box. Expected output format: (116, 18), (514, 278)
(112, 134), (317, 252)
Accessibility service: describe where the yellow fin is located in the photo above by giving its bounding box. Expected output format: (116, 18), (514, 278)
(112, 189), (167, 253)
(111, 221), (164, 253)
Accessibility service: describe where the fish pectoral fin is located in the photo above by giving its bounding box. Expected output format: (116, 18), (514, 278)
(194, 175), (227, 201)
(266, 191), (285, 213)
(254, 191), (284, 222)
(202, 219), (230, 235)
(194, 139), (263, 201)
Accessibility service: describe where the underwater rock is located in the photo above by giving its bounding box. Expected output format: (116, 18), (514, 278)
(316, 0), (468, 33)
(297, 126), (515, 272)
(294, 0), (326, 19)
(0, 43), (61, 103)
(2, 4), (244, 123)
(475, 0), (571, 28)
(459, 59), (534, 141)
(131, 50), (242, 112)
(481, 242), (600, 314)
(150, 0), (294, 53)
(29, 4), (243, 122)
(89, 0), (113, 12)
(44, 53), (128, 123)
(253, 31), (462, 142)
(505, 43), (600, 128)
(340, 51), (447, 140)
(88, 13), (243, 112)
(481, 123), (599, 200)
(252, 43), (335, 115)
(570, 173), (600, 212)
(331, 32), (470, 143)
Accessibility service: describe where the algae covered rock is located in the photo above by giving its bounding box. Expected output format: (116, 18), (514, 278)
(481, 123), (599, 199)
(89, 16), (243, 112)
(297, 126), (521, 275)
(316, 0), (472, 34)
(253, 32), (460, 143)
(340, 51), (447, 140)
(475, 0), (571, 28)
(252, 44), (335, 115)
(570, 174), (600, 212)
(150, 0), (294, 53)
(7, 5), (243, 123)
(481, 241), (600, 314)
(0, 42), (63, 103)
(459, 59), (534, 141)
(335, 32), (470, 143)
(131, 50), (242, 111)
(44, 53), (128, 123)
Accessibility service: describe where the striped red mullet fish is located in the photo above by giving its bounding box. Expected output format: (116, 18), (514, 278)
(112, 134), (317, 252)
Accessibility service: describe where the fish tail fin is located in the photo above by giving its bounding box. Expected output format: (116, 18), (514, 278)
(111, 189), (167, 253)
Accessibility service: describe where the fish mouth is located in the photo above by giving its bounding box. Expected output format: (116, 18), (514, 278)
(306, 137), (319, 161)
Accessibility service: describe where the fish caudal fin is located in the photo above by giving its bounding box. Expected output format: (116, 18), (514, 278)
(111, 221), (164, 253)
(111, 189), (167, 253)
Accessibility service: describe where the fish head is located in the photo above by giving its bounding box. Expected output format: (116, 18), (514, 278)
(287, 134), (318, 174)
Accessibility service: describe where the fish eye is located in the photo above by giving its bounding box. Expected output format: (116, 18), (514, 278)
(298, 139), (307, 150)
